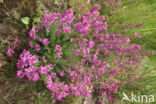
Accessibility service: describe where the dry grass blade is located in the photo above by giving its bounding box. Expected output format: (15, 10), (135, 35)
(0, 0), (3, 3)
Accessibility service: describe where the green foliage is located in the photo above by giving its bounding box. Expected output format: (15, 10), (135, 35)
(100, 0), (156, 103)
(21, 17), (30, 25)
(105, 0), (156, 51)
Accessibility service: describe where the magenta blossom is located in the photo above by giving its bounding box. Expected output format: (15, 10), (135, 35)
(39, 38), (49, 45)
(125, 38), (130, 44)
(6, 48), (14, 56)
(62, 26), (72, 33)
(16, 70), (25, 79)
(28, 41), (33, 48)
(55, 45), (62, 51)
(35, 44), (41, 51)
(41, 56), (46, 63)
(11, 39), (21, 47)
(56, 52), (63, 58)
(88, 41), (95, 48)
(59, 71), (65, 77)
(74, 49), (80, 56)
(29, 29), (36, 40)
(32, 73), (39, 82)
(109, 69), (119, 75)
(16, 50), (38, 70)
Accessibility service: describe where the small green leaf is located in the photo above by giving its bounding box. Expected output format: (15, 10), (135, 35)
(21, 17), (30, 25)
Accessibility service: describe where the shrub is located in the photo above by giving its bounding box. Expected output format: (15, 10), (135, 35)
(8, 5), (145, 103)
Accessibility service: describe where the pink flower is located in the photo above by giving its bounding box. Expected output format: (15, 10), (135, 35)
(10, 39), (20, 47)
(90, 4), (101, 13)
(56, 52), (63, 58)
(134, 45), (141, 50)
(16, 50), (38, 70)
(29, 30), (36, 40)
(16, 71), (25, 79)
(39, 38), (49, 45)
(42, 38), (49, 45)
(28, 41), (33, 48)
(74, 49), (80, 56)
(74, 21), (91, 36)
(60, 9), (74, 25)
(43, 14), (50, 25)
(109, 69), (119, 75)
(38, 64), (54, 74)
(59, 71), (65, 77)
(103, 22), (108, 32)
(55, 45), (62, 51)
(50, 72), (57, 79)
(50, 13), (59, 20)
(78, 68), (83, 73)
(88, 41), (95, 48)
(35, 44), (41, 51)
(134, 33), (140, 38)
(6, 48), (14, 56)
(62, 26), (72, 33)
(41, 56), (46, 63)
(98, 67), (106, 75)
(24, 66), (38, 80)
(34, 26), (39, 32)
(32, 73), (39, 81)
(150, 51), (156, 55)
(39, 24), (44, 30)
(69, 71), (77, 77)
(125, 38), (130, 44)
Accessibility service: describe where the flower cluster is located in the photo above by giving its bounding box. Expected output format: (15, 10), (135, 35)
(6, 39), (20, 56)
(6, 48), (14, 56)
(55, 45), (63, 58)
(73, 6), (107, 36)
(38, 38), (49, 45)
(16, 50), (53, 81)
(16, 50), (38, 70)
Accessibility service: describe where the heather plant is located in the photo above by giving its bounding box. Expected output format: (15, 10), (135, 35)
(7, 5), (146, 103)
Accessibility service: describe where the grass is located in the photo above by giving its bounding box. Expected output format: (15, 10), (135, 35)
(100, 0), (156, 103)
(106, 0), (156, 51)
